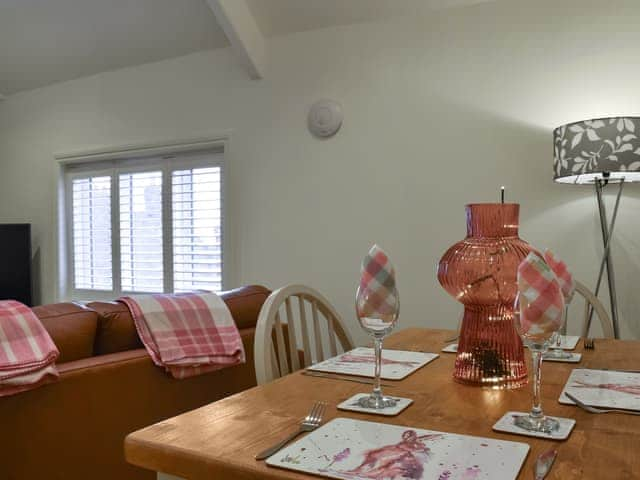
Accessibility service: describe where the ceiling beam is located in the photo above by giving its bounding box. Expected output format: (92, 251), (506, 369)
(205, 0), (266, 80)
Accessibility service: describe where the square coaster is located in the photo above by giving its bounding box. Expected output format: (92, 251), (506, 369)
(543, 352), (582, 363)
(337, 393), (413, 416)
(442, 343), (458, 353)
(493, 411), (575, 440)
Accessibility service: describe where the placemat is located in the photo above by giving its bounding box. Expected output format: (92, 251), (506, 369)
(266, 417), (529, 479)
(308, 347), (438, 380)
(560, 368), (640, 411)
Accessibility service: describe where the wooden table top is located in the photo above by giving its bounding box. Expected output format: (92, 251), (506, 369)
(125, 328), (640, 480)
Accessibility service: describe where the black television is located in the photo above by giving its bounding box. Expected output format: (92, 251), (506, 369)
(0, 224), (32, 306)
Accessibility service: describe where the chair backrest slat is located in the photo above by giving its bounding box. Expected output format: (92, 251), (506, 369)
(298, 296), (312, 368)
(274, 311), (290, 376)
(254, 284), (355, 385)
(311, 299), (324, 363)
(575, 280), (614, 339)
(327, 311), (338, 357)
(284, 297), (300, 371)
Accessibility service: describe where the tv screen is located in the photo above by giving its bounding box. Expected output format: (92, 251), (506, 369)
(0, 224), (32, 306)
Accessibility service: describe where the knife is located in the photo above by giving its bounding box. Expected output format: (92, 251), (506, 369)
(534, 448), (557, 480)
(302, 371), (395, 387)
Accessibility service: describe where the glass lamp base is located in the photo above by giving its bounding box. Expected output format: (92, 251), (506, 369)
(358, 393), (397, 409)
(514, 414), (560, 434)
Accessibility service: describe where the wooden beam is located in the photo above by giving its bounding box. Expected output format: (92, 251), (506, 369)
(206, 0), (266, 80)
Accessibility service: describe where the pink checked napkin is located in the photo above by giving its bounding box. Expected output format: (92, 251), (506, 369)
(358, 244), (398, 317)
(543, 250), (575, 302)
(517, 252), (564, 338)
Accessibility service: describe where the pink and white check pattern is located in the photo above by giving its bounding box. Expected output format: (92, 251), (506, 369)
(517, 252), (564, 334)
(0, 300), (59, 397)
(543, 250), (575, 301)
(358, 244), (398, 317)
(119, 292), (245, 379)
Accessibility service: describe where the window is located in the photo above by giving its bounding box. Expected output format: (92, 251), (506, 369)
(64, 151), (224, 298)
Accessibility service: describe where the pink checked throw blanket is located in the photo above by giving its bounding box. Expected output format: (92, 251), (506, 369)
(119, 292), (245, 379)
(0, 300), (59, 397)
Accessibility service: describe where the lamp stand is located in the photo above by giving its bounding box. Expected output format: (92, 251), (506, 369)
(584, 178), (624, 338)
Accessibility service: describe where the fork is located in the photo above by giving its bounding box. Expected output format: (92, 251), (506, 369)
(255, 401), (327, 460)
(565, 392), (640, 416)
(584, 338), (595, 350)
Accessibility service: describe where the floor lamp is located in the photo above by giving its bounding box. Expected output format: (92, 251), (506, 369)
(553, 117), (640, 339)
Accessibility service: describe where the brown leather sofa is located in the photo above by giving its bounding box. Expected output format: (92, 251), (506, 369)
(0, 285), (270, 480)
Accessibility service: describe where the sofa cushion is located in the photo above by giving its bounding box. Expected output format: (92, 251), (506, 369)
(222, 285), (271, 330)
(89, 285), (271, 356)
(32, 303), (98, 363)
(87, 301), (143, 356)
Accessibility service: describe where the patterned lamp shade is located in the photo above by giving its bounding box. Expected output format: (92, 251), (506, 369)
(553, 117), (640, 184)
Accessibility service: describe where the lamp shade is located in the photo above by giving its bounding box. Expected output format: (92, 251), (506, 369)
(553, 117), (640, 184)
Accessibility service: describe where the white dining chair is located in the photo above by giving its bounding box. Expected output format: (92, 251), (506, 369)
(574, 280), (614, 338)
(254, 284), (355, 385)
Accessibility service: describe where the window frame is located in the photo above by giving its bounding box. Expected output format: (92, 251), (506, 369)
(62, 149), (226, 301)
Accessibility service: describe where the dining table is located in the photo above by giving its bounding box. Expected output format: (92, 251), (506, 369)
(124, 328), (640, 479)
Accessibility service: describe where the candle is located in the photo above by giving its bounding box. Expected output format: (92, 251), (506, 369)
(501, 186), (505, 204)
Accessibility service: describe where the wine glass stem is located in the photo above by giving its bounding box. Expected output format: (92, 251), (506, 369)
(373, 335), (383, 397)
(531, 349), (544, 419)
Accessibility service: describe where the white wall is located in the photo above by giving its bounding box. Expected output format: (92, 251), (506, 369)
(1, 0), (639, 342)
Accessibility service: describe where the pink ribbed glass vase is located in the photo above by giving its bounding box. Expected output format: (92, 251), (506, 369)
(438, 204), (537, 389)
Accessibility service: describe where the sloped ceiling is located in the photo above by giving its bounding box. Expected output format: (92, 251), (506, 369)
(0, 0), (497, 96)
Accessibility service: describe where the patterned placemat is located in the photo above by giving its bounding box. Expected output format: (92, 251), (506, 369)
(559, 369), (640, 411)
(555, 335), (580, 350)
(267, 418), (529, 479)
(308, 347), (438, 380)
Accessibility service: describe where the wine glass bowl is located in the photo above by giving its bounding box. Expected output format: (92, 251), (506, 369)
(355, 284), (400, 409)
(356, 287), (399, 337)
(513, 292), (562, 348)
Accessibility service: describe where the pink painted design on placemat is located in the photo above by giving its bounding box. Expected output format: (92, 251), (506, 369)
(572, 380), (640, 396)
(336, 353), (420, 368)
(327, 430), (442, 479)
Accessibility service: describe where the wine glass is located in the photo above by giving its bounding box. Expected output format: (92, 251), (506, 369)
(513, 289), (565, 433)
(355, 284), (400, 409)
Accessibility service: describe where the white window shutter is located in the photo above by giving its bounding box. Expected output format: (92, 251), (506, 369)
(119, 171), (164, 293)
(67, 151), (224, 298)
(172, 167), (223, 292)
(71, 176), (113, 290)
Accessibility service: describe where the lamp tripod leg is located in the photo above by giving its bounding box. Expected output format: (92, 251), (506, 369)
(585, 179), (623, 339)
